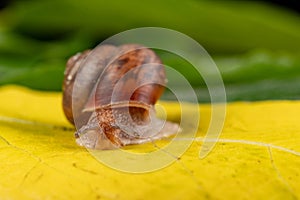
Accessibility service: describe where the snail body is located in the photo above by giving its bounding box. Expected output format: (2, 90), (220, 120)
(63, 44), (179, 149)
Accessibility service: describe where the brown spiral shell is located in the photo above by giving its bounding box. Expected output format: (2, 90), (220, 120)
(62, 44), (176, 148)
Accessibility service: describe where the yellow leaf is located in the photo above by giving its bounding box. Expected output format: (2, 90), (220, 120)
(0, 85), (299, 199)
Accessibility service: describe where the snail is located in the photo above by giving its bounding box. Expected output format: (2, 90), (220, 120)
(62, 44), (180, 149)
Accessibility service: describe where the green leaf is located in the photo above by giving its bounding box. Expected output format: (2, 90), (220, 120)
(3, 0), (300, 53)
(1, 0), (300, 99)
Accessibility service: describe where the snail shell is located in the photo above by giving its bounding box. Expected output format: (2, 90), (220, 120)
(63, 44), (179, 149)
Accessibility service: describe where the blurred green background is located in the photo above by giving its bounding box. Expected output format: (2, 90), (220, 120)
(0, 0), (299, 102)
